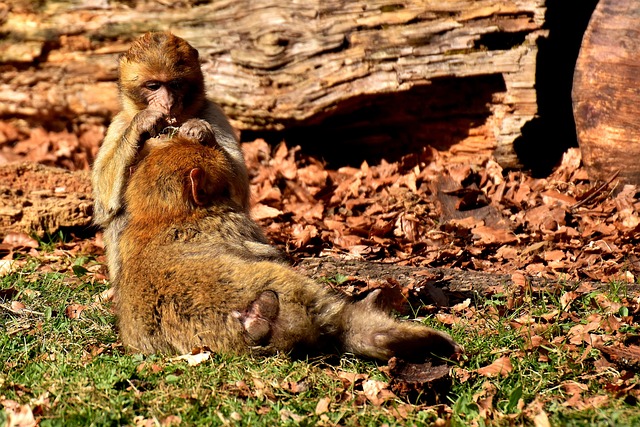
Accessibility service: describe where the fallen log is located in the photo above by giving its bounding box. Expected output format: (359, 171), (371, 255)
(0, 0), (547, 167)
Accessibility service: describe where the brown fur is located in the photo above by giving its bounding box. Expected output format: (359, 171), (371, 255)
(92, 31), (249, 281)
(115, 137), (462, 361)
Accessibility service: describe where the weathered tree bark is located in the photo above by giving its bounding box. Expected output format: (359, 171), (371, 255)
(573, 0), (640, 185)
(0, 0), (546, 167)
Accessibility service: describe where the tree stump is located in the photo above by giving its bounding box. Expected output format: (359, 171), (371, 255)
(573, 0), (640, 184)
(0, 0), (546, 168)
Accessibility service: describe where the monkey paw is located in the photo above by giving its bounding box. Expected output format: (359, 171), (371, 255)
(129, 109), (167, 144)
(179, 119), (217, 146)
(233, 290), (279, 346)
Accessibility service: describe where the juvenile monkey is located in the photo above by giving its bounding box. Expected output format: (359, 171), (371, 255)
(92, 31), (250, 281)
(116, 136), (461, 361)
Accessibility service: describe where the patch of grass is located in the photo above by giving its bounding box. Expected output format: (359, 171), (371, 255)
(442, 283), (640, 426)
(32, 230), (69, 253)
(1, 259), (640, 425)
(319, 273), (349, 286)
(0, 265), (433, 425)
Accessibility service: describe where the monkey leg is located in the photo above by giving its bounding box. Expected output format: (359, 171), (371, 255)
(340, 290), (462, 362)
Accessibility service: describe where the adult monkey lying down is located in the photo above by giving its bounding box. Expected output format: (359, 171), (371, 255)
(114, 133), (461, 360)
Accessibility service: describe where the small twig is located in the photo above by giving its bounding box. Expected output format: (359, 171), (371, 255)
(570, 170), (620, 211)
(0, 303), (45, 316)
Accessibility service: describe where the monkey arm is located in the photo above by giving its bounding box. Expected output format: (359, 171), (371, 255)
(91, 116), (137, 226)
(92, 109), (165, 226)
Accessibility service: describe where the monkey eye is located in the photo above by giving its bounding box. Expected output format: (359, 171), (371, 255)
(145, 82), (161, 91)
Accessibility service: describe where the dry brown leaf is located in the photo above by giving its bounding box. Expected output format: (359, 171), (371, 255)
(511, 272), (527, 289)
(315, 396), (331, 415)
(472, 225), (517, 245)
(1, 399), (37, 427)
(291, 224), (317, 248)
(452, 298), (471, 312)
(0, 260), (16, 277)
(297, 164), (328, 186)
(593, 294), (623, 314)
(160, 415), (181, 426)
(10, 301), (26, 312)
(335, 371), (368, 386)
(561, 381), (588, 408)
(523, 334), (545, 350)
(453, 367), (471, 383)
(567, 321), (601, 345)
(476, 356), (513, 378)
(560, 291), (579, 310)
(280, 379), (309, 394)
(541, 190), (577, 206)
(449, 216), (483, 230)
(532, 408), (551, 427)
(2, 232), (39, 249)
(473, 381), (497, 419)
(252, 204), (283, 220)
(520, 241), (546, 256)
(279, 409), (304, 423)
(252, 377), (276, 401)
(170, 347), (212, 367)
(65, 304), (88, 319)
(436, 313), (460, 326)
(362, 379), (395, 406)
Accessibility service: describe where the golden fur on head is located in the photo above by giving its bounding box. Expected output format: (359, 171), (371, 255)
(125, 136), (235, 224)
(120, 32), (202, 83)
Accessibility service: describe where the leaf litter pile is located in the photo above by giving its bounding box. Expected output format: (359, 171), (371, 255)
(2, 138), (640, 424)
(244, 140), (640, 283)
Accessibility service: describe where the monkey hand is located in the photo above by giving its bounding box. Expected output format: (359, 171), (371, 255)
(179, 119), (218, 147)
(125, 109), (167, 147)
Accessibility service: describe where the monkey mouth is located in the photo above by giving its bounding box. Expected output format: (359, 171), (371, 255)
(165, 116), (178, 125)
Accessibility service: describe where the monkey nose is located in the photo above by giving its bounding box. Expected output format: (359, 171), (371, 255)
(156, 100), (173, 116)
(158, 104), (172, 116)
(153, 87), (174, 116)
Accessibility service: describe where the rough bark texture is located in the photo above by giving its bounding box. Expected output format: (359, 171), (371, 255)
(573, 0), (640, 185)
(0, 163), (93, 236)
(0, 0), (546, 167)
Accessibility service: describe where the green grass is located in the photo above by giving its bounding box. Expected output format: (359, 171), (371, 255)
(1, 258), (640, 426)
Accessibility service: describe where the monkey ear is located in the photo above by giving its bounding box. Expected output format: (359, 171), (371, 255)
(188, 167), (209, 206)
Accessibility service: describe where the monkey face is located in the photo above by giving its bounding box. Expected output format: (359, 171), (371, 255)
(119, 32), (206, 123)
